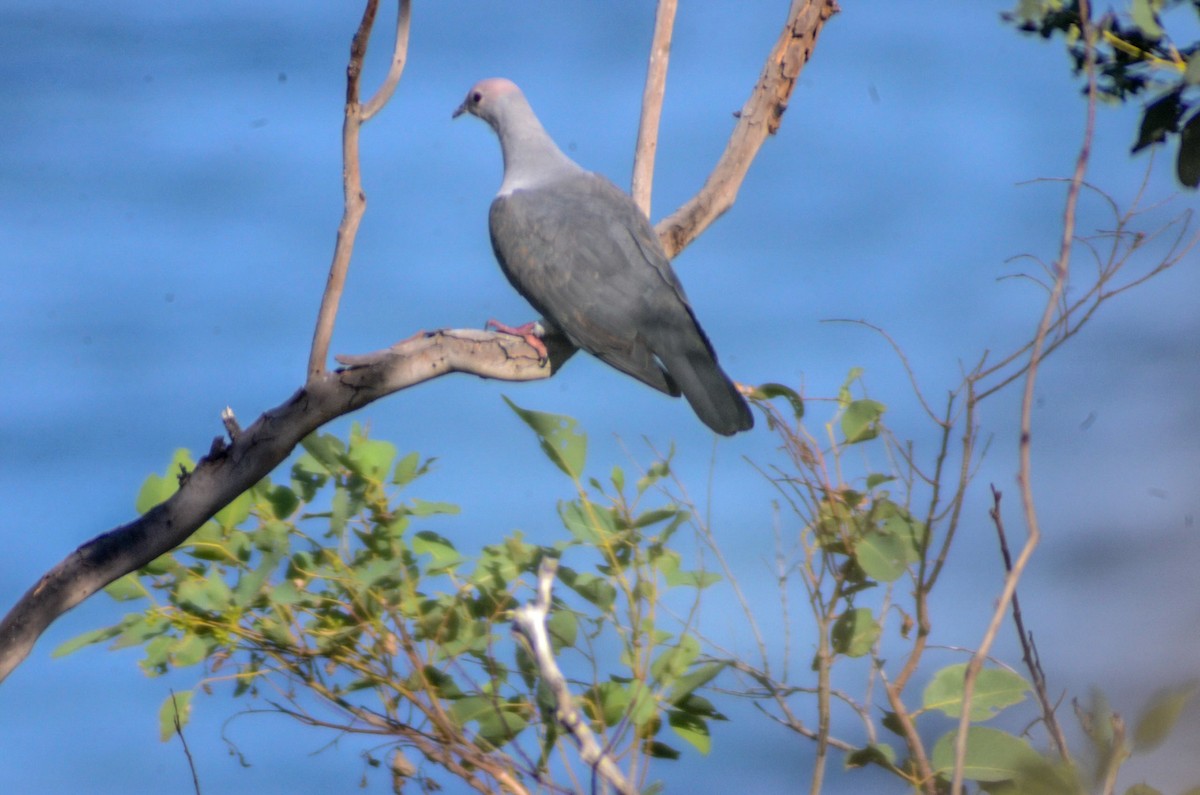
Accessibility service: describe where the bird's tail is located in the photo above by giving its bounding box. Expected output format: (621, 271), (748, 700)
(661, 344), (754, 436)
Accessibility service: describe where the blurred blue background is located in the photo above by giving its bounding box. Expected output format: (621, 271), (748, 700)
(1, 2), (1198, 792)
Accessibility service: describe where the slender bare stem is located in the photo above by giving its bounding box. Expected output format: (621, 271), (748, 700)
(951, 3), (1096, 791)
(654, 0), (839, 258)
(632, 0), (677, 216)
(511, 559), (637, 795)
(307, 0), (412, 382)
(989, 486), (1070, 761)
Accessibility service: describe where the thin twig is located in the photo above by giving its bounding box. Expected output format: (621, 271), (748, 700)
(951, 2), (1096, 791)
(171, 689), (202, 795)
(631, 0), (677, 216)
(989, 486), (1070, 761)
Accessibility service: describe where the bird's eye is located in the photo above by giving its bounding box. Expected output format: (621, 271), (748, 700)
(472, 91), (483, 104)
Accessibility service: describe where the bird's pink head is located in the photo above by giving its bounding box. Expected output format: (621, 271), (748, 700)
(452, 78), (524, 124)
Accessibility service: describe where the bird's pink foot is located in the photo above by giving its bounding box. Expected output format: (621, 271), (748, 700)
(486, 319), (548, 361)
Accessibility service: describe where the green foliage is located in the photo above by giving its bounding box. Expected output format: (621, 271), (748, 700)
(923, 663), (1031, 721)
(63, 415), (723, 792)
(1007, 0), (1200, 186)
(61, 378), (1199, 793)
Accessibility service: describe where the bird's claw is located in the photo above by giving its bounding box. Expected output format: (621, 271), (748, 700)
(486, 319), (549, 362)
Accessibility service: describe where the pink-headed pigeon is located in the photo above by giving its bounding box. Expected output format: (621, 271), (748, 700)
(454, 78), (753, 435)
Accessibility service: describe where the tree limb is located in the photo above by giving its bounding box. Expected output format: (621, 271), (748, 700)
(654, 0), (839, 258)
(0, 329), (562, 684)
(631, 0), (677, 216)
(308, 0), (412, 381)
(512, 558), (638, 795)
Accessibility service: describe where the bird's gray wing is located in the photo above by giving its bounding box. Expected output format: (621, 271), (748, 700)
(489, 174), (685, 396)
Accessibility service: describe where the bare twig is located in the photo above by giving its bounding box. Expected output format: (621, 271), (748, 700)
(171, 689), (202, 795)
(951, 3), (1096, 791)
(631, 0), (677, 216)
(511, 558), (637, 795)
(654, 0), (838, 258)
(308, 0), (413, 382)
(989, 486), (1070, 761)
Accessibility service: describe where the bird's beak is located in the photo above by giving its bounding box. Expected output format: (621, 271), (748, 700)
(452, 100), (468, 120)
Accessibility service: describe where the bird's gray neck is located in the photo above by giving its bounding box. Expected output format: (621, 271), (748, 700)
(493, 110), (579, 196)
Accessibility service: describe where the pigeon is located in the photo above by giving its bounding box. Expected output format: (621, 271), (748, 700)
(454, 78), (753, 436)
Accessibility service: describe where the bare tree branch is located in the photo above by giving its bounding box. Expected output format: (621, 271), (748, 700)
(654, 0), (839, 258)
(989, 486), (1070, 762)
(631, 0), (677, 216)
(308, 0), (413, 381)
(951, 2), (1097, 790)
(511, 558), (637, 795)
(0, 329), (561, 684)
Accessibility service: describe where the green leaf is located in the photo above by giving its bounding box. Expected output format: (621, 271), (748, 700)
(135, 449), (195, 514)
(924, 663), (1030, 721)
(214, 488), (253, 531)
(412, 531), (464, 571)
(1177, 111), (1200, 189)
(668, 709), (711, 754)
(177, 572), (234, 613)
(651, 636), (700, 687)
(636, 458), (671, 495)
(169, 633), (211, 668)
(111, 613), (168, 650)
(260, 484), (296, 521)
(1133, 681), (1198, 751)
(1124, 785), (1163, 795)
(503, 397), (587, 481)
(559, 500), (617, 543)
(837, 367), (865, 408)
(558, 568), (616, 611)
(750, 382), (804, 421)
(866, 473), (894, 489)
(347, 437), (397, 482)
(588, 681), (631, 727)
(830, 607), (879, 657)
(1130, 0), (1164, 40)
(410, 498), (461, 517)
(546, 609), (578, 651)
(931, 726), (1050, 783)
(392, 452), (423, 486)
(845, 742), (897, 769)
(856, 526), (913, 582)
(158, 690), (193, 742)
(611, 465), (625, 493)
(300, 433), (346, 474)
(52, 625), (123, 658)
(104, 574), (147, 602)
(841, 399), (885, 444)
(1133, 89), (1184, 153)
(233, 551), (281, 607)
(667, 661), (728, 706)
(647, 741), (680, 760)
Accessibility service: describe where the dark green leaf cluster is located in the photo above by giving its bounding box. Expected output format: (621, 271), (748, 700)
(1007, 0), (1200, 186)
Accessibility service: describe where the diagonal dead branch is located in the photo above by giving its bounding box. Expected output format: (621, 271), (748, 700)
(308, 0), (413, 382)
(0, 328), (566, 684)
(654, 0), (838, 258)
